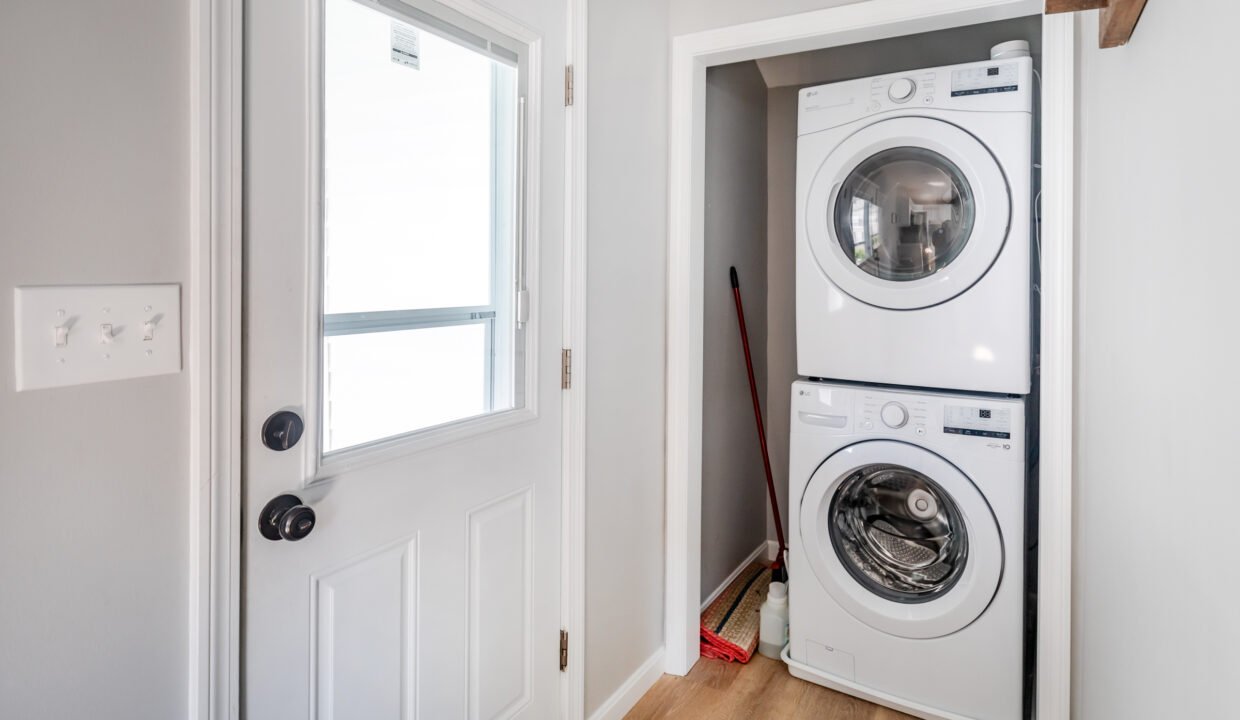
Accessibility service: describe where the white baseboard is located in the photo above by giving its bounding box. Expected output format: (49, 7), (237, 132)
(700, 540), (773, 613)
(586, 647), (666, 720)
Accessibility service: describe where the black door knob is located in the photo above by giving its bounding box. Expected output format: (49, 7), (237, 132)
(259, 494), (316, 542)
(262, 410), (304, 451)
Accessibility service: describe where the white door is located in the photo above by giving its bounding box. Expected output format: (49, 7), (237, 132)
(803, 117), (1011, 309)
(245, 0), (567, 716)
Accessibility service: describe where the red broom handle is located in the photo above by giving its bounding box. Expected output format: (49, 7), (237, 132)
(729, 267), (787, 565)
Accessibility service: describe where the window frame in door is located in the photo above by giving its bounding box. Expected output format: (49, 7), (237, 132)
(303, 0), (543, 482)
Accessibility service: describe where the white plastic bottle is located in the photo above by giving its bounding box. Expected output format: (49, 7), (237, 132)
(758, 581), (789, 659)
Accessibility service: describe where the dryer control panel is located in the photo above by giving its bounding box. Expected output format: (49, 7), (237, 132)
(950, 63), (1022, 97)
(792, 380), (1024, 455)
(798, 56), (1032, 137)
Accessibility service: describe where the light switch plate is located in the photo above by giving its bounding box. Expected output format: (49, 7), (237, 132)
(14, 284), (182, 391)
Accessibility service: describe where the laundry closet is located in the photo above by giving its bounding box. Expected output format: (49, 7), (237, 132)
(698, 13), (1043, 720)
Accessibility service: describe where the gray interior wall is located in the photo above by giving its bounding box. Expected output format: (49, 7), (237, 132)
(1073, 5), (1239, 717)
(765, 86), (799, 552)
(700, 62), (769, 603)
(759, 13), (1043, 548)
(0, 2), (190, 719)
(584, 0), (670, 713)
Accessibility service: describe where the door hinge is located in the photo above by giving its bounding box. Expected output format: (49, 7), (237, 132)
(559, 629), (569, 671)
(564, 65), (574, 107)
(561, 348), (572, 390)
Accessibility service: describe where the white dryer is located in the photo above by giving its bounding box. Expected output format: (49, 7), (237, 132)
(786, 380), (1025, 720)
(797, 57), (1033, 394)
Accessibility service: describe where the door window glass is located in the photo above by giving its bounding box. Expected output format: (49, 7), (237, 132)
(322, 0), (523, 454)
(833, 147), (975, 282)
(829, 463), (969, 603)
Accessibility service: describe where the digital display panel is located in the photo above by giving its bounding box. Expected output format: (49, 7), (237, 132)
(951, 63), (1019, 97)
(944, 405), (1011, 439)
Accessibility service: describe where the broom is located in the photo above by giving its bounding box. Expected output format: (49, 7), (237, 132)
(729, 266), (787, 582)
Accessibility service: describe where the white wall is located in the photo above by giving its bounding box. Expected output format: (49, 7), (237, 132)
(584, 0), (669, 714)
(700, 61), (769, 602)
(1073, 4), (1240, 717)
(670, 0), (857, 36)
(0, 2), (190, 719)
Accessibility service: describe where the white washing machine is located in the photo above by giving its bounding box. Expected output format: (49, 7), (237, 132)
(786, 379), (1025, 720)
(797, 57), (1033, 394)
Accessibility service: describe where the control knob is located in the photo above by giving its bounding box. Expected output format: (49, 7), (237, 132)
(888, 78), (916, 103)
(880, 402), (909, 429)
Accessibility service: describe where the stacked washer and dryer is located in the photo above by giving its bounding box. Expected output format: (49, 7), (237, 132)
(786, 48), (1035, 720)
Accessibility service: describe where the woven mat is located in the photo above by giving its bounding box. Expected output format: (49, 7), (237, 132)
(700, 561), (772, 663)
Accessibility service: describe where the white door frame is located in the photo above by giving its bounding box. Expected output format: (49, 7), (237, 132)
(187, 0), (589, 716)
(188, 0), (242, 716)
(663, 3), (1075, 720)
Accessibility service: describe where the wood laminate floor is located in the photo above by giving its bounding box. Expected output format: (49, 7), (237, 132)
(624, 654), (917, 720)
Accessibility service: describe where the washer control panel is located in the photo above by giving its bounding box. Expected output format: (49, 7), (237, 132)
(792, 380), (1024, 454)
(860, 392), (930, 435)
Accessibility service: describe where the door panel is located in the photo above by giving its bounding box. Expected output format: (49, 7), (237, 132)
(244, 0), (565, 716)
(803, 117), (1011, 310)
(311, 537), (418, 720)
(799, 440), (1002, 639)
(467, 488), (532, 719)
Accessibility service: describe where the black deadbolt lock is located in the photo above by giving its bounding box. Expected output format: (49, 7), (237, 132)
(259, 494), (316, 542)
(262, 410), (304, 451)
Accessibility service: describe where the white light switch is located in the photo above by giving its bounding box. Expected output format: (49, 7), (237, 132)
(14, 284), (182, 391)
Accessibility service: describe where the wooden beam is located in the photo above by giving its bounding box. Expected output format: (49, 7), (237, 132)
(1045, 0), (1108, 13)
(1099, 0), (1149, 47)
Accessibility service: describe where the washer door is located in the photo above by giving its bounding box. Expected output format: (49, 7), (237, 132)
(800, 440), (1003, 639)
(805, 117), (1011, 310)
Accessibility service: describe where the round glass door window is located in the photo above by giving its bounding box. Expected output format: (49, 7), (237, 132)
(829, 463), (968, 603)
(833, 147), (976, 282)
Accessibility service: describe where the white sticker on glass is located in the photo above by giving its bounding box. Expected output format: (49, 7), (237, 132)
(390, 22), (420, 69)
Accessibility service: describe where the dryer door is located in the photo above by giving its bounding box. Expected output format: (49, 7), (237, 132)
(805, 117), (1011, 310)
(800, 440), (1003, 639)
